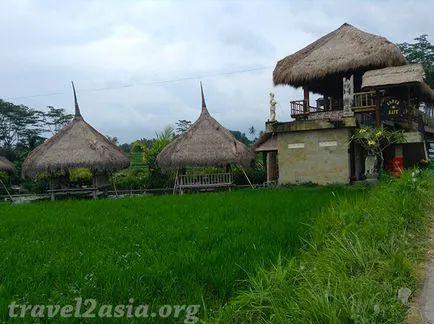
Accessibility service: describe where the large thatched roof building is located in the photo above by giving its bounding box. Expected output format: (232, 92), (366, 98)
(22, 83), (129, 178)
(156, 84), (254, 170)
(0, 157), (16, 175)
(273, 22), (407, 95)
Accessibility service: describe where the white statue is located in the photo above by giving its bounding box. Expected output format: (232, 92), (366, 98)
(269, 92), (277, 121)
(365, 154), (377, 178)
(343, 75), (354, 117)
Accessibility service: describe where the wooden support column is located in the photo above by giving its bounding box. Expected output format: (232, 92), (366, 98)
(375, 90), (381, 127)
(303, 87), (309, 113)
(266, 152), (271, 182)
(266, 151), (277, 182)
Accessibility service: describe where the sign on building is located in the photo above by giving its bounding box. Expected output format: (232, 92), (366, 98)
(380, 97), (407, 121)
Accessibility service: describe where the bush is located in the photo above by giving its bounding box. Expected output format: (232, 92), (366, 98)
(233, 167), (266, 185)
(111, 172), (146, 190)
(21, 172), (50, 194)
(146, 169), (175, 189)
(69, 168), (92, 183)
(0, 171), (10, 195)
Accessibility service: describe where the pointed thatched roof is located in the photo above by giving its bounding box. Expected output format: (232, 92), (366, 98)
(362, 64), (434, 102)
(273, 23), (407, 94)
(22, 82), (130, 177)
(0, 157), (16, 174)
(156, 83), (254, 170)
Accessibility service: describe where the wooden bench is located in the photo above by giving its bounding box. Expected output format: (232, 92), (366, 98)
(176, 173), (233, 193)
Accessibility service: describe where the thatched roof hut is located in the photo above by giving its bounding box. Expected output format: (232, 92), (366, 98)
(362, 64), (434, 102)
(156, 84), (254, 170)
(273, 23), (407, 94)
(0, 157), (16, 175)
(22, 83), (130, 177)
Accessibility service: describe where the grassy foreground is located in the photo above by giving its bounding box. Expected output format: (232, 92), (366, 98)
(213, 170), (434, 323)
(0, 186), (359, 322)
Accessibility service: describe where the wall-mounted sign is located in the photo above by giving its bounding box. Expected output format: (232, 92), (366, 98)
(288, 143), (304, 149)
(381, 97), (407, 121)
(319, 141), (338, 147)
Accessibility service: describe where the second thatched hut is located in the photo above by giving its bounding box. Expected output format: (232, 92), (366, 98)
(157, 83), (254, 191)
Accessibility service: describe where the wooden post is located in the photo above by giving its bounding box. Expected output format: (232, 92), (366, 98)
(303, 87), (309, 113)
(266, 152), (271, 183)
(266, 151), (277, 182)
(375, 90), (381, 127)
(173, 169), (179, 195)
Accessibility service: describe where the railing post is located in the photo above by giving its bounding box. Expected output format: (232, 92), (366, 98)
(375, 90), (381, 127)
(303, 87), (309, 113)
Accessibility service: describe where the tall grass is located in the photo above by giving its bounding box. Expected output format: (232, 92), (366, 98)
(214, 170), (433, 323)
(0, 187), (360, 322)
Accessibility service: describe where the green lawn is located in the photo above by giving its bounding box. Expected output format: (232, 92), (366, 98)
(0, 187), (361, 322)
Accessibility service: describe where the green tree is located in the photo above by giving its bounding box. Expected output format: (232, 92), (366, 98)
(350, 126), (406, 173)
(106, 135), (119, 146)
(44, 106), (73, 135)
(120, 143), (131, 153)
(0, 100), (75, 164)
(397, 34), (434, 87)
(0, 100), (44, 149)
(230, 130), (251, 145)
(175, 119), (192, 135)
(248, 126), (256, 140)
(143, 125), (175, 170)
(143, 125), (175, 188)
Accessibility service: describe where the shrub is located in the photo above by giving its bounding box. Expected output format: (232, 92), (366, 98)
(21, 172), (50, 194)
(233, 167), (266, 185)
(110, 172), (146, 190)
(0, 171), (10, 195)
(146, 169), (175, 189)
(69, 168), (93, 186)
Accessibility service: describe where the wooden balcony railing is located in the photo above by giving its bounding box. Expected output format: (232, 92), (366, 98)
(414, 107), (434, 128)
(290, 100), (323, 118)
(353, 91), (376, 112)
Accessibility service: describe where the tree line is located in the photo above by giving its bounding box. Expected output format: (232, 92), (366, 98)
(0, 100), (73, 163)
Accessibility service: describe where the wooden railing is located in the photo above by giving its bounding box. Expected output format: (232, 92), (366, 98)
(290, 91), (377, 119)
(414, 107), (434, 128)
(353, 91), (376, 112)
(178, 173), (233, 189)
(290, 100), (323, 118)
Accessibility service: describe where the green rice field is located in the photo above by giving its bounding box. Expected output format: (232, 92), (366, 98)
(0, 187), (362, 322)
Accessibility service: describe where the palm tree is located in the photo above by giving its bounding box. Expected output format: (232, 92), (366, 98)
(143, 125), (175, 170)
(248, 126), (256, 140)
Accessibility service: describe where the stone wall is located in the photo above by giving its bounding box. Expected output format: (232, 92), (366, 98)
(307, 110), (343, 121)
(277, 128), (351, 184)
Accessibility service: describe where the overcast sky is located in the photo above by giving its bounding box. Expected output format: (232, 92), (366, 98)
(1, 0), (433, 143)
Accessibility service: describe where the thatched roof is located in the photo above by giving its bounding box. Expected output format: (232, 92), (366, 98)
(22, 82), (130, 177)
(253, 133), (277, 152)
(362, 64), (434, 102)
(156, 83), (254, 170)
(0, 157), (16, 174)
(273, 23), (407, 94)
